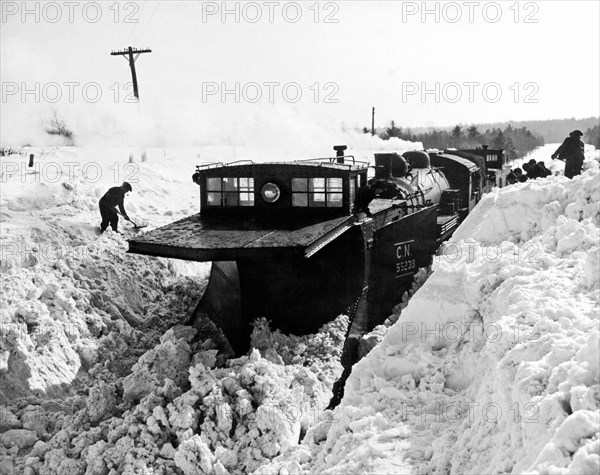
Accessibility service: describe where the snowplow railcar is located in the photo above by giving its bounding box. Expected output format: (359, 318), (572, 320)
(128, 146), (506, 355)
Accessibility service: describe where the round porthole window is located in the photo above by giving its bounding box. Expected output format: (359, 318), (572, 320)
(261, 182), (281, 203)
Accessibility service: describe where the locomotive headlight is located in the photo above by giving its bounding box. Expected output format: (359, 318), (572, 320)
(261, 182), (281, 203)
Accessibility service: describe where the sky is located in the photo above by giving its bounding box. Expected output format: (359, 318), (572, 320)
(1, 0), (599, 146)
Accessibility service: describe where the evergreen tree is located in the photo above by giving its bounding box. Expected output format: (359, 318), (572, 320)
(504, 136), (517, 160)
(450, 125), (463, 148)
(451, 125), (463, 138)
(467, 125), (480, 140)
(492, 130), (505, 148)
(386, 121), (402, 139)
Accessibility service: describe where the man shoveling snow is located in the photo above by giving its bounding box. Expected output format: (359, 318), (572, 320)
(99, 181), (133, 234)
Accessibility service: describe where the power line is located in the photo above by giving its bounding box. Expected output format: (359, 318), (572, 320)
(135, 1), (161, 43)
(126, 1), (146, 42)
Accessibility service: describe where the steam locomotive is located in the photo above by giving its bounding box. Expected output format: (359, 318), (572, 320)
(128, 145), (507, 358)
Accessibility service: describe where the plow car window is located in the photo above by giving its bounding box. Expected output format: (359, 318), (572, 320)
(292, 177), (343, 207)
(349, 177), (356, 209)
(206, 177), (254, 207)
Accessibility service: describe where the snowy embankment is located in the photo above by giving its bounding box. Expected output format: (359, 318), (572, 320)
(0, 146), (210, 400)
(0, 146), (350, 474)
(259, 149), (600, 475)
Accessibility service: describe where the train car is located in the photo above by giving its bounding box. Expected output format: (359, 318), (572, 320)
(428, 151), (480, 220)
(456, 146), (509, 188)
(443, 150), (487, 201)
(128, 145), (488, 357)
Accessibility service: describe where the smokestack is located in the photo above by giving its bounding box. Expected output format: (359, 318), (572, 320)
(333, 145), (347, 164)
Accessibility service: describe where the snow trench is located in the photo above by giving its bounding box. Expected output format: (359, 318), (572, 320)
(0, 147), (598, 474)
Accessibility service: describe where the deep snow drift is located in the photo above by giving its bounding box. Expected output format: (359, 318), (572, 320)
(1, 144), (598, 475)
(258, 147), (600, 475)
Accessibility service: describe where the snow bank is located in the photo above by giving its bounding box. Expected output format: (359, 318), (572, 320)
(1, 147), (213, 402)
(0, 146), (350, 474)
(259, 153), (600, 474)
(3, 316), (342, 475)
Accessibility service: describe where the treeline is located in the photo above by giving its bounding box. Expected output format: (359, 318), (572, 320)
(473, 117), (599, 143)
(363, 122), (545, 160)
(585, 125), (600, 148)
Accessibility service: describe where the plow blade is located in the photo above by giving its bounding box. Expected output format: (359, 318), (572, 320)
(191, 261), (246, 353)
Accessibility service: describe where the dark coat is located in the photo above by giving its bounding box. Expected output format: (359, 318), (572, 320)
(553, 136), (585, 178)
(534, 163), (552, 178)
(552, 136), (585, 162)
(355, 184), (375, 216)
(518, 175), (528, 183)
(526, 167), (538, 180)
(99, 186), (130, 219)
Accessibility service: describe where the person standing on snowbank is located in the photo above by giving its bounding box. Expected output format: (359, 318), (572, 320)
(552, 130), (585, 179)
(99, 182), (132, 233)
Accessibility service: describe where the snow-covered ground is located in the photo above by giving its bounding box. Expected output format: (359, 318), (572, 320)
(258, 146), (600, 475)
(0, 143), (598, 474)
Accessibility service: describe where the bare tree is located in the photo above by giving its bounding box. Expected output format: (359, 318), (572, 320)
(44, 110), (74, 144)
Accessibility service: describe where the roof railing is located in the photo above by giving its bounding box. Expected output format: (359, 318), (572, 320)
(196, 162), (224, 171)
(296, 155), (370, 168)
(196, 160), (254, 171)
(224, 160), (254, 166)
(196, 157), (370, 171)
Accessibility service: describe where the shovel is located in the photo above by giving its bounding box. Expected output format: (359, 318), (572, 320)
(117, 211), (148, 229)
(129, 219), (149, 229)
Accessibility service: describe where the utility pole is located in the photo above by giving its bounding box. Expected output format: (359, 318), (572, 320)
(371, 107), (375, 136)
(110, 46), (152, 100)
